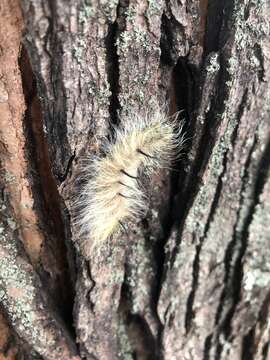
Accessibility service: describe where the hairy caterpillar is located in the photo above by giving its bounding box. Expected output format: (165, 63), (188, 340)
(75, 109), (184, 254)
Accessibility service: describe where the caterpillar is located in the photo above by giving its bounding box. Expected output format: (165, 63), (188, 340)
(75, 109), (184, 255)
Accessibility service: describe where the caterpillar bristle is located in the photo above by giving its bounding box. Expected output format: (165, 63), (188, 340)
(73, 108), (185, 256)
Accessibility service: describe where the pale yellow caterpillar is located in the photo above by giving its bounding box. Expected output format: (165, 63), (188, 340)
(75, 109), (184, 254)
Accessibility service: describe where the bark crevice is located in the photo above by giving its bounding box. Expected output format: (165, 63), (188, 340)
(19, 45), (75, 328)
(105, 10), (120, 127)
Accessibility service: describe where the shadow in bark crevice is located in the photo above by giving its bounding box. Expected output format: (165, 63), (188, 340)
(169, 49), (230, 270)
(215, 135), (270, 357)
(19, 46), (75, 334)
(118, 281), (159, 360)
(242, 327), (255, 360)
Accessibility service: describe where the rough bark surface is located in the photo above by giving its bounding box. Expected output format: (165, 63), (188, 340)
(0, 0), (269, 359)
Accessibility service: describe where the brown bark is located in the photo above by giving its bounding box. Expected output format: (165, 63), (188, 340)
(0, 1), (78, 359)
(0, 0), (269, 359)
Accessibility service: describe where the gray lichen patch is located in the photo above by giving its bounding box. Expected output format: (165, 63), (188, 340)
(242, 182), (270, 301)
(232, 0), (270, 52)
(117, 317), (133, 360)
(244, 269), (270, 292)
(206, 53), (220, 74)
(0, 200), (76, 359)
(0, 232), (40, 345)
(78, 0), (118, 26)
(78, 2), (96, 25)
(73, 38), (87, 65)
(100, 0), (118, 22)
(116, 27), (155, 56)
(125, 237), (155, 316)
(125, 5), (137, 23)
(145, 0), (163, 18)
(2, 170), (17, 184)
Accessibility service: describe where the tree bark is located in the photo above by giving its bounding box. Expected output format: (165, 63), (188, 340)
(0, 0), (269, 359)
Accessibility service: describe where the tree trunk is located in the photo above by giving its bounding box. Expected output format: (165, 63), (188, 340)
(0, 0), (269, 359)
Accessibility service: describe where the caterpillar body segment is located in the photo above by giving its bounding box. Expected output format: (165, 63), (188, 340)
(75, 109), (184, 255)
